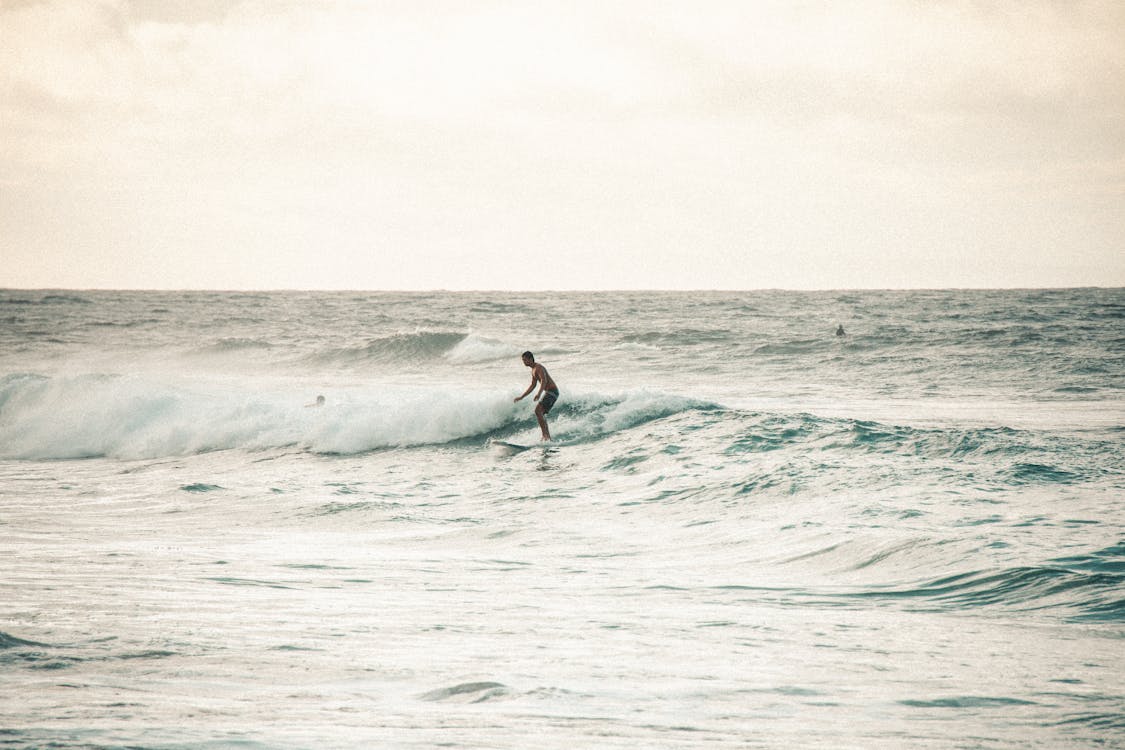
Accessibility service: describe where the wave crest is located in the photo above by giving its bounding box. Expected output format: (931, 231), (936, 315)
(850, 565), (1124, 621)
(300, 331), (520, 369)
(305, 331), (466, 368)
(0, 373), (711, 459)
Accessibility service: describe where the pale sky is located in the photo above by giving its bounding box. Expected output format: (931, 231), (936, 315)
(1, 0), (1123, 290)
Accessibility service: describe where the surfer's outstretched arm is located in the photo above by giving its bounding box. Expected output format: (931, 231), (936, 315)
(515, 372), (538, 402)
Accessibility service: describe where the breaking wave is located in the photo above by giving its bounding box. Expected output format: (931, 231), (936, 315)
(297, 331), (522, 369)
(0, 372), (714, 459)
(1, 369), (1119, 470)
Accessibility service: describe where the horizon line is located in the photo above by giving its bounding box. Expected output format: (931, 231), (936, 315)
(2, 285), (1121, 294)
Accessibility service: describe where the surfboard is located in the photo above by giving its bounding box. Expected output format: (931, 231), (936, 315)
(487, 438), (534, 455)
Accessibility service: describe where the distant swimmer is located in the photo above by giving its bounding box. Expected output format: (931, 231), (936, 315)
(514, 351), (559, 441)
(306, 395), (325, 408)
(836, 325), (846, 337)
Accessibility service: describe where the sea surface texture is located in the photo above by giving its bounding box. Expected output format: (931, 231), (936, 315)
(1, 289), (1122, 749)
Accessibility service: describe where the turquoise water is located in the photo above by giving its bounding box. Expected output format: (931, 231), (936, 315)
(1, 289), (1122, 748)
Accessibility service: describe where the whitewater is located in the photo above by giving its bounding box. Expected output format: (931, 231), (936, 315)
(1, 288), (1122, 749)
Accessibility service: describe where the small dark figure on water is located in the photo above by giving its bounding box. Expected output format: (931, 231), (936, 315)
(836, 324), (846, 337)
(514, 351), (559, 441)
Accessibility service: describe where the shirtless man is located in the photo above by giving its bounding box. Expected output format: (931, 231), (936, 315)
(514, 351), (559, 441)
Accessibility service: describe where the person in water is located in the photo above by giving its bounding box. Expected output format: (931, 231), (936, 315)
(514, 351), (559, 441)
(836, 324), (846, 337)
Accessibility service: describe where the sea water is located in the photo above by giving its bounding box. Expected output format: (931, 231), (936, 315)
(0, 289), (1122, 749)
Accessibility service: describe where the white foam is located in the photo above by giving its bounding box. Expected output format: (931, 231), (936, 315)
(0, 372), (713, 459)
(0, 374), (525, 460)
(307, 388), (523, 454)
(443, 334), (519, 364)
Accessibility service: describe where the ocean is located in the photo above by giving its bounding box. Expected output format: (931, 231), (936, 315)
(1, 288), (1122, 749)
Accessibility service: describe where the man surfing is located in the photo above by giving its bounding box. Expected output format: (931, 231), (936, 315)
(514, 351), (559, 441)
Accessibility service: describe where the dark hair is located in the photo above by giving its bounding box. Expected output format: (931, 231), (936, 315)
(522, 351), (534, 360)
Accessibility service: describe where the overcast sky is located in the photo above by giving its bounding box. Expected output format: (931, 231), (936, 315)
(2, 0), (1123, 290)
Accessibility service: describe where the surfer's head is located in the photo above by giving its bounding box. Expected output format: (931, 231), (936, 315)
(522, 351), (534, 365)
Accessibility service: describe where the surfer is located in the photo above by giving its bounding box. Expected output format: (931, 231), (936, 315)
(305, 395), (325, 408)
(836, 324), (846, 337)
(514, 351), (559, 441)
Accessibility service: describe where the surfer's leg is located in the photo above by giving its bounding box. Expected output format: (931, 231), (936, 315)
(535, 403), (551, 441)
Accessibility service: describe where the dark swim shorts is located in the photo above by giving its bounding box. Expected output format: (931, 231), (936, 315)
(539, 389), (559, 414)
